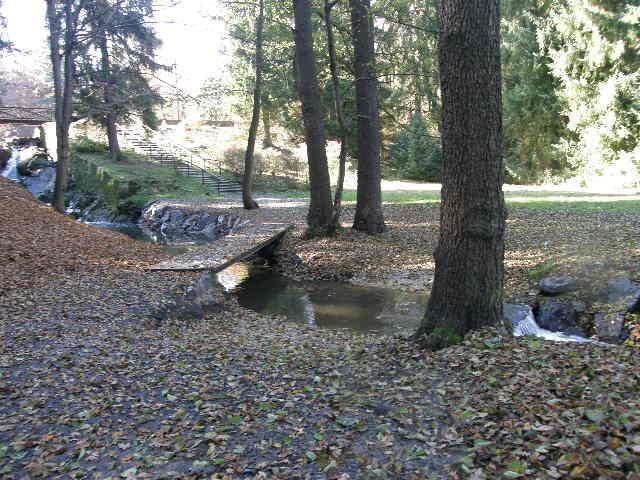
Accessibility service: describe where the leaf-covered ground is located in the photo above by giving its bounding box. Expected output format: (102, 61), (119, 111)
(1, 179), (639, 478)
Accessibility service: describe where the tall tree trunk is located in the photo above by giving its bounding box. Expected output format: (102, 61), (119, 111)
(59, 2), (75, 210)
(349, 0), (384, 234)
(242, 0), (264, 210)
(262, 105), (273, 148)
(294, 0), (333, 235)
(47, 0), (63, 212)
(98, 29), (120, 161)
(47, 0), (74, 214)
(415, 0), (505, 349)
(324, 0), (347, 233)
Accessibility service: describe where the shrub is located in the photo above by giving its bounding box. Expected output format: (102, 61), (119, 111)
(388, 114), (442, 181)
(74, 137), (109, 154)
(223, 147), (269, 176)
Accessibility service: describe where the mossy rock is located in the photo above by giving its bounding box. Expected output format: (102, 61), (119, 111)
(17, 153), (52, 176)
(416, 324), (463, 350)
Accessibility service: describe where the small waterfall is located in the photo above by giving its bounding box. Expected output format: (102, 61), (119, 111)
(513, 305), (590, 343)
(1, 145), (56, 198)
(1, 148), (20, 180)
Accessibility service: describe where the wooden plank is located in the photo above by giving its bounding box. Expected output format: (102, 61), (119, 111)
(148, 223), (292, 272)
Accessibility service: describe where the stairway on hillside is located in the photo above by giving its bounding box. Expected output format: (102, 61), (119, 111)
(122, 132), (242, 195)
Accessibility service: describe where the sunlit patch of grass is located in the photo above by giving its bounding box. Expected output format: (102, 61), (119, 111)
(76, 151), (221, 206)
(507, 199), (640, 213)
(528, 260), (558, 281)
(348, 189), (639, 213)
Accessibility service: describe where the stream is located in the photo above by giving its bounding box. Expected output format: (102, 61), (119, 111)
(213, 263), (592, 341)
(1, 148), (20, 180)
(1, 145), (56, 198)
(2, 151), (594, 341)
(216, 263), (429, 334)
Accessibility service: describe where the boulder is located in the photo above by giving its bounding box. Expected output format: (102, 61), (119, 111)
(10, 137), (42, 149)
(590, 276), (640, 343)
(535, 299), (584, 336)
(594, 312), (626, 342)
(23, 166), (56, 199)
(150, 273), (223, 326)
(0, 147), (11, 171)
(140, 203), (240, 244)
(17, 152), (52, 176)
(606, 276), (640, 313)
(539, 275), (577, 295)
(504, 303), (537, 336)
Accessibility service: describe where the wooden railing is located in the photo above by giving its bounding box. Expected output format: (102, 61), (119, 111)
(119, 125), (241, 193)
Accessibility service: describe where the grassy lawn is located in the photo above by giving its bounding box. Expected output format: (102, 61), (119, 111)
(280, 188), (640, 213)
(76, 150), (221, 207)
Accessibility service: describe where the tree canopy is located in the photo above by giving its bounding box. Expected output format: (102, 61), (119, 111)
(219, 0), (639, 185)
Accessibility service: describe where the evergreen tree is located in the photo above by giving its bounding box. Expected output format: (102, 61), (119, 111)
(0, 0), (10, 52)
(501, 0), (568, 183)
(543, 0), (640, 179)
(350, 0), (385, 234)
(76, 0), (163, 161)
(293, 0), (334, 235)
(415, 0), (505, 349)
(389, 113), (441, 181)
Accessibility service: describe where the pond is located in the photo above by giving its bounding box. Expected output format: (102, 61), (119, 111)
(215, 263), (429, 335)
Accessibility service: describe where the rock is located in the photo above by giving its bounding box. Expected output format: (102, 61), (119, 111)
(150, 273), (223, 326)
(504, 303), (530, 326)
(539, 275), (577, 295)
(535, 299), (584, 336)
(371, 400), (392, 416)
(572, 300), (587, 314)
(17, 152), (53, 176)
(590, 276), (640, 343)
(504, 303), (537, 336)
(16, 158), (30, 176)
(141, 203), (240, 244)
(0, 147), (11, 171)
(201, 222), (222, 241)
(606, 276), (640, 313)
(23, 166), (56, 199)
(9, 137), (42, 149)
(594, 312), (626, 342)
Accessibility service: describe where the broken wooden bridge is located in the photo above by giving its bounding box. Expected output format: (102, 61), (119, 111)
(148, 222), (292, 272)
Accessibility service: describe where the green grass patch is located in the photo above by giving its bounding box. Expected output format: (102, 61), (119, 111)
(275, 188), (639, 213)
(74, 150), (220, 208)
(507, 199), (640, 213)
(253, 174), (309, 194)
(528, 260), (558, 281)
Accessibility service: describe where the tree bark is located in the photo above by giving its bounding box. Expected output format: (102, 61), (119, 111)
(415, 0), (506, 349)
(47, 0), (75, 214)
(262, 105), (273, 148)
(98, 29), (121, 161)
(294, 0), (333, 235)
(349, 0), (384, 234)
(324, 0), (347, 234)
(242, 0), (264, 210)
(47, 0), (63, 212)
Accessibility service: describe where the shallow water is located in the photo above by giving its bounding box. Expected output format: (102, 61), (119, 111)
(513, 306), (591, 343)
(216, 263), (429, 334)
(84, 221), (151, 241)
(1, 148), (21, 180)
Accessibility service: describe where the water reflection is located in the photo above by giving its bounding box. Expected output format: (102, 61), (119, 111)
(215, 263), (429, 334)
